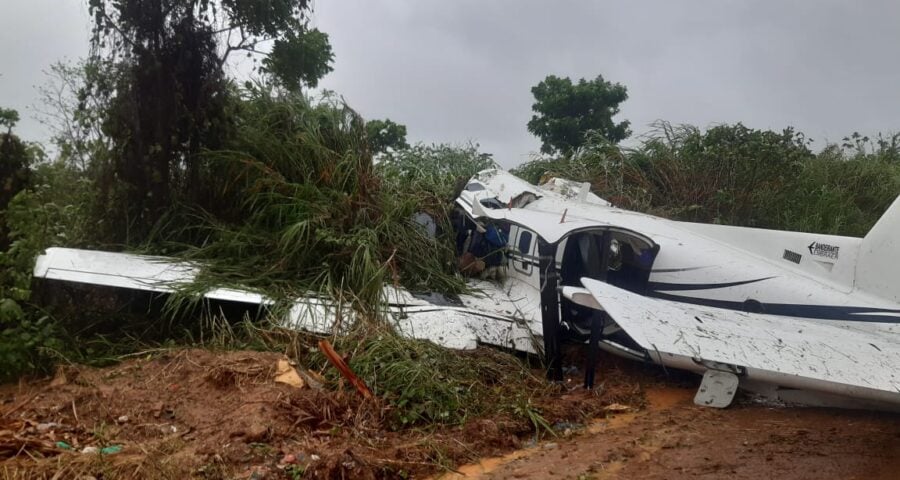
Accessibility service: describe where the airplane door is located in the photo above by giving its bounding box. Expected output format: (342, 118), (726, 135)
(513, 229), (534, 276)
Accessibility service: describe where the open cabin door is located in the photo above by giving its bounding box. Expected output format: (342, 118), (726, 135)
(555, 228), (659, 342)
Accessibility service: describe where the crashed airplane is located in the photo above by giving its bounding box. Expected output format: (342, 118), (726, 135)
(33, 169), (900, 410)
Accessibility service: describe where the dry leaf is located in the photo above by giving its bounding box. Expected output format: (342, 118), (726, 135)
(274, 359), (305, 389)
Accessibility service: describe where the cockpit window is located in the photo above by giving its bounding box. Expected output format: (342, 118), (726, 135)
(479, 198), (506, 209)
(465, 182), (486, 191)
(518, 230), (533, 255)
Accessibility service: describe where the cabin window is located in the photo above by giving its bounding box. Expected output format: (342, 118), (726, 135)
(515, 230), (534, 273)
(518, 231), (532, 256)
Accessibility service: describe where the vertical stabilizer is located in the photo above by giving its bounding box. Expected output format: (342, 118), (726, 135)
(856, 195), (900, 303)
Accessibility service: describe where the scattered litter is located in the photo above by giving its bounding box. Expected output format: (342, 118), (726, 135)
(274, 359), (306, 389)
(603, 403), (632, 413)
(117, 415), (129, 423)
(55, 441), (72, 450)
(82, 446), (98, 454)
(100, 445), (123, 455)
(36, 422), (59, 432)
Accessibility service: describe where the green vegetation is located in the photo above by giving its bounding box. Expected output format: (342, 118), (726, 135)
(515, 122), (900, 237)
(528, 74), (631, 155)
(1, 109), (34, 250)
(311, 330), (542, 427)
(161, 89), (471, 315)
(85, 0), (333, 244)
(366, 118), (410, 155)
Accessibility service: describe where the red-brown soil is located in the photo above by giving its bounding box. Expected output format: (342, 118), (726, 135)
(2, 348), (898, 479)
(441, 383), (900, 480)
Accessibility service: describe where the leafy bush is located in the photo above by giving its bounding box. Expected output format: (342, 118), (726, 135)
(622, 122), (813, 226)
(0, 161), (95, 379)
(158, 88), (469, 318)
(765, 146), (900, 236)
(512, 134), (629, 202)
(518, 122), (900, 237)
(1, 131), (35, 250)
(377, 142), (496, 201)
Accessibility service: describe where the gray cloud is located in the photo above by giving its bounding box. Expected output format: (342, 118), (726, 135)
(0, 0), (90, 144)
(3, 1), (899, 166)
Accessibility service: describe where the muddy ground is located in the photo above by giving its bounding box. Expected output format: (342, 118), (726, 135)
(1, 348), (899, 479)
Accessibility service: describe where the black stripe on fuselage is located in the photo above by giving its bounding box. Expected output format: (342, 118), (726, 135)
(648, 276), (776, 291)
(652, 266), (710, 273)
(649, 291), (900, 324)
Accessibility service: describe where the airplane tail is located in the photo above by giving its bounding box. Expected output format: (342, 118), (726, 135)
(856, 195), (900, 303)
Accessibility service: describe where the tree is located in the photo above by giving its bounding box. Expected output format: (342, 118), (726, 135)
(36, 61), (115, 171)
(377, 143), (495, 201)
(366, 119), (409, 155)
(0, 108), (19, 132)
(527, 75), (631, 155)
(0, 108), (33, 249)
(85, 0), (334, 242)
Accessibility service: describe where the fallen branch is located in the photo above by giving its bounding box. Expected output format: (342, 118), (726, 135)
(318, 340), (373, 399)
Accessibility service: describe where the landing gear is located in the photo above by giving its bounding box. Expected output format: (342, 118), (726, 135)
(583, 311), (604, 389)
(694, 370), (739, 408)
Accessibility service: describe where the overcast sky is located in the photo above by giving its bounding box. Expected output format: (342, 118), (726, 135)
(3, 1), (899, 167)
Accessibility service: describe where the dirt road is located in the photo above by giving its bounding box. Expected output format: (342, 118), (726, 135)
(444, 386), (900, 480)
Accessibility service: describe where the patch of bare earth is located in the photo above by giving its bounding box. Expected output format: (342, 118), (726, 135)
(3, 348), (899, 479)
(0, 348), (640, 479)
(442, 384), (900, 480)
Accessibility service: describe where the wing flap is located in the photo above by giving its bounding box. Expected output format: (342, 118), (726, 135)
(580, 278), (900, 403)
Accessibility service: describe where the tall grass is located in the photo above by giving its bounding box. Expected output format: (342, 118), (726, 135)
(515, 121), (900, 237)
(153, 87), (468, 320)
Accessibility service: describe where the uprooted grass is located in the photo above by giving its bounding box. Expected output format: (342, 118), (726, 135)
(306, 329), (548, 428)
(108, 88), (528, 432)
(147, 88), (469, 321)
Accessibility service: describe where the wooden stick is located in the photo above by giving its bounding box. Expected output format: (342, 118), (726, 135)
(318, 340), (373, 399)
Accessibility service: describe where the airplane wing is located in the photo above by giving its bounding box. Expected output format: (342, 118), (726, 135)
(580, 278), (900, 407)
(34, 248), (542, 354)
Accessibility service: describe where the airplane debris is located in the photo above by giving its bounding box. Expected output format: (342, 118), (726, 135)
(30, 168), (900, 411)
